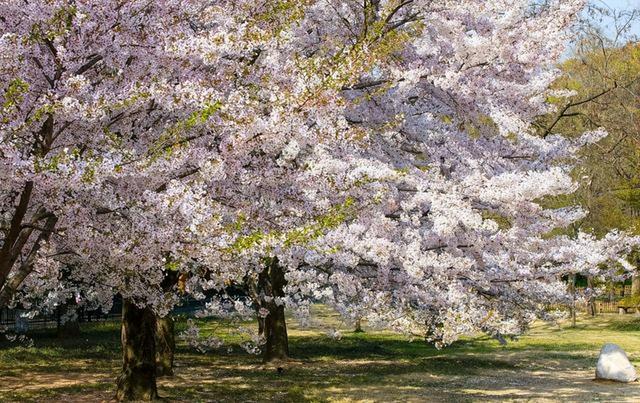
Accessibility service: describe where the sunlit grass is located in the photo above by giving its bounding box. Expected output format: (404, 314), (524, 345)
(1, 308), (640, 402)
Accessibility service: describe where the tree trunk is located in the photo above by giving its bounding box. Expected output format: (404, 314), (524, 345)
(257, 314), (265, 337)
(57, 318), (81, 338)
(0, 213), (57, 310)
(155, 315), (175, 377)
(354, 318), (364, 333)
(587, 276), (596, 317)
(259, 258), (289, 362)
(152, 267), (180, 377)
(116, 300), (158, 401)
(568, 274), (576, 327)
(633, 272), (640, 296)
(632, 269), (640, 314)
(264, 302), (289, 362)
(56, 299), (81, 338)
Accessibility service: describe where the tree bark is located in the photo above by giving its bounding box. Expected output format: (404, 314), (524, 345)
(587, 276), (596, 316)
(632, 269), (640, 314)
(633, 272), (640, 296)
(259, 258), (289, 362)
(116, 300), (158, 401)
(0, 214), (57, 310)
(155, 315), (175, 377)
(263, 301), (289, 362)
(151, 267), (180, 377)
(257, 314), (265, 337)
(354, 318), (364, 333)
(568, 273), (577, 327)
(0, 182), (34, 287)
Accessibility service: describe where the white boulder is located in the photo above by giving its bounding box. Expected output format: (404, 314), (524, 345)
(595, 343), (637, 382)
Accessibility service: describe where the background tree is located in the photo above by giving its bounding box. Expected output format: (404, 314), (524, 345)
(536, 3), (640, 310)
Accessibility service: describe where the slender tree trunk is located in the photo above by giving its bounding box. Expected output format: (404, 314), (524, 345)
(116, 300), (158, 401)
(568, 273), (576, 327)
(632, 273), (640, 296)
(0, 182), (34, 287)
(0, 214), (57, 310)
(246, 272), (265, 337)
(155, 315), (175, 377)
(260, 258), (289, 362)
(587, 276), (596, 317)
(257, 314), (265, 337)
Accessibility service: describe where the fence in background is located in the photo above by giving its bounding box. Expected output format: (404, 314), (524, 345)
(0, 296), (207, 333)
(575, 300), (635, 314)
(575, 285), (632, 299)
(571, 284), (638, 314)
(0, 301), (122, 332)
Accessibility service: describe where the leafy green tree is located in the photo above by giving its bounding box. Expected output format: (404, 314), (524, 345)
(536, 12), (640, 308)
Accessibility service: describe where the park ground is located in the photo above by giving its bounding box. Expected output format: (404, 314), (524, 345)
(1, 307), (640, 402)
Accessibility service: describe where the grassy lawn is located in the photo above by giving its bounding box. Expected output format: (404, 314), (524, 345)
(1, 307), (640, 402)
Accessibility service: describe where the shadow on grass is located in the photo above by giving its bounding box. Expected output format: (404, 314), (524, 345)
(0, 322), (121, 373)
(290, 333), (597, 361)
(605, 318), (640, 332)
(161, 330), (609, 402)
(0, 381), (112, 403)
(2, 318), (637, 402)
(164, 339), (627, 403)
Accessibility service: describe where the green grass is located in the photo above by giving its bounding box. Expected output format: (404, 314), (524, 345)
(1, 308), (640, 402)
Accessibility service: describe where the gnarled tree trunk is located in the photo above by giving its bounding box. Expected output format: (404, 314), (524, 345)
(263, 301), (289, 362)
(116, 300), (158, 401)
(155, 315), (175, 377)
(259, 258), (289, 362)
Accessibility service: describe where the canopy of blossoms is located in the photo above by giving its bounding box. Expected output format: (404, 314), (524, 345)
(1, 0), (636, 346)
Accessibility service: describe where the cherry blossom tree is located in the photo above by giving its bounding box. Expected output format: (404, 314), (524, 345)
(0, 1), (235, 399)
(3, 0), (639, 401)
(188, 0), (638, 359)
(1, 0), (396, 396)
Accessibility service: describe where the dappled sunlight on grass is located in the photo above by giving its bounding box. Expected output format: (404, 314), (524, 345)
(1, 310), (640, 401)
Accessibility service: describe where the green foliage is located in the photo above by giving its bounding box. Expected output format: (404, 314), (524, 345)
(619, 295), (640, 308)
(148, 100), (222, 163)
(27, 5), (78, 43)
(537, 42), (640, 237)
(481, 211), (512, 230)
(283, 197), (356, 247)
(2, 78), (29, 113)
(225, 198), (357, 253)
